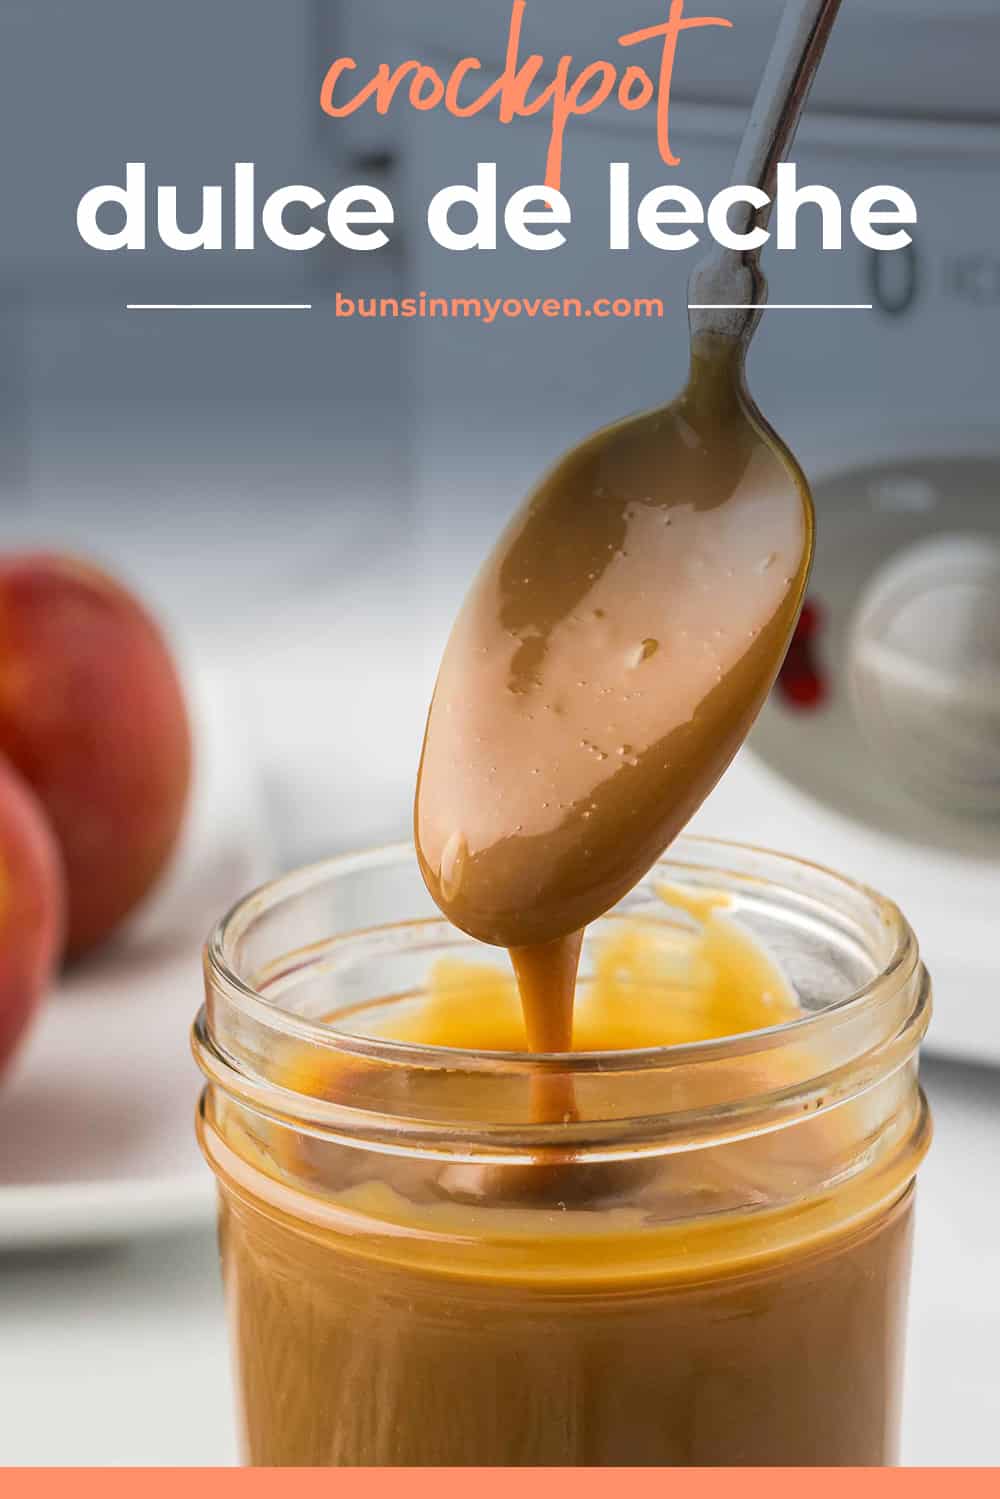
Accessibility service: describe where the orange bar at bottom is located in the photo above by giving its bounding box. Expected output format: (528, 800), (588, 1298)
(3, 1471), (999, 1495)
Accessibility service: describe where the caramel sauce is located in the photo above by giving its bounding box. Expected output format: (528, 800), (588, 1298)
(207, 901), (924, 1466)
(415, 339), (813, 1071)
(393, 886), (798, 1052)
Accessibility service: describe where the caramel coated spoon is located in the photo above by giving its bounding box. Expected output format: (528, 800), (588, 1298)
(416, 1), (839, 964)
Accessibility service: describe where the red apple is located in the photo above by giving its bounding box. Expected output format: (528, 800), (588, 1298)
(0, 553), (192, 957)
(0, 757), (64, 1073)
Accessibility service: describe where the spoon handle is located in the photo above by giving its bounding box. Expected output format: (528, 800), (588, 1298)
(688, 0), (844, 345)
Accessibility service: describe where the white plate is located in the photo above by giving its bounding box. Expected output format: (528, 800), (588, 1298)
(0, 664), (272, 1251)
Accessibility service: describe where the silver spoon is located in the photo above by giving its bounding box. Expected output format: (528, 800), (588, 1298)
(416, 0), (843, 953)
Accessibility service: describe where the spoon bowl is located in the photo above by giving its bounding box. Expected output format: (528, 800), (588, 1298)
(416, 338), (813, 948)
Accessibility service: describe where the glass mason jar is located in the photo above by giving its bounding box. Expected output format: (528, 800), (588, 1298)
(193, 837), (931, 1468)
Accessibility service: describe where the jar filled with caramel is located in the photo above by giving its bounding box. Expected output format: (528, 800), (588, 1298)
(194, 837), (931, 1467)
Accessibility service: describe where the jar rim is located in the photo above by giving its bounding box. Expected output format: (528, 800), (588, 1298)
(203, 835), (920, 1068)
(195, 837), (929, 1155)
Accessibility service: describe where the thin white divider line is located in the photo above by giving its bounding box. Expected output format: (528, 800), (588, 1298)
(688, 302), (873, 310)
(126, 303), (313, 310)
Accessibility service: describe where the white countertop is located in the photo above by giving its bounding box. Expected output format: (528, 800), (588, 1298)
(1, 1054), (997, 1467)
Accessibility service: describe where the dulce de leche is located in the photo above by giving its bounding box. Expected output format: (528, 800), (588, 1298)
(200, 863), (931, 1466)
(416, 340), (813, 1050)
